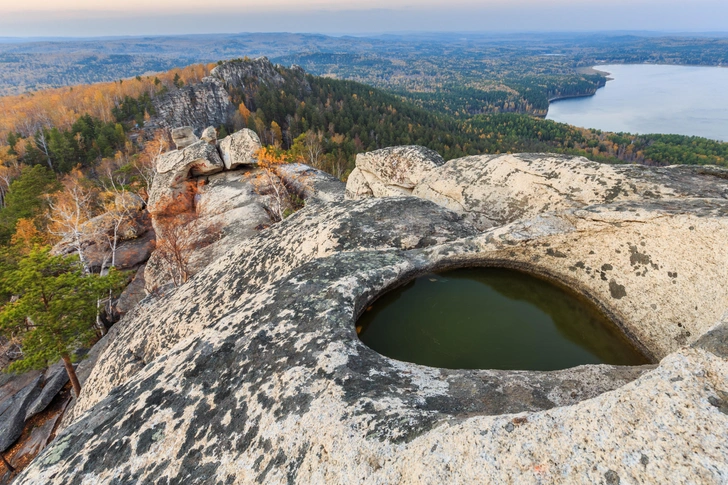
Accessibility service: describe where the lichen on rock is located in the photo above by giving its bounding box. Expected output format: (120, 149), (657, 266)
(15, 150), (728, 484)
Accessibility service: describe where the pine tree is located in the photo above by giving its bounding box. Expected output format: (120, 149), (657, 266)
(0, 247), (123, 396)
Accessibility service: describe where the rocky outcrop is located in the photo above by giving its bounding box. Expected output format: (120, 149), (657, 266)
(52, 194), (152, 274)
(141, 126), (347, 292)
(142, 126), (278, 291)
(349, 151), (728, 230)
(148, 77), (232, 136)
(0, 375), (41, 452)
(143, 170), (274, 293)
(218, 128), (261, 169)
(17, 152), (728, 484)
(147, 140), (224, 216)
(346, 145), (446, 199)
(170, 126), (198, 149)
(211, 56), (286, 91)
(200, 126), (217, 144)
(146, 57), (307, 137)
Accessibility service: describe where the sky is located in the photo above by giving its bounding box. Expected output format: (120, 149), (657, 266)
(1, 0), (727, 37)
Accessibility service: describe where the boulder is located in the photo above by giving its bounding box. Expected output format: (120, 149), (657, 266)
(347, 145), (446, 198)
(110, 228), (155, 271)
(154, 140), (224, 176)
(148, 141), (225, 215)
(170, 126), (198, 149)
(344, 167), (373, 199)
(218, 129), (262, 169)
(276, 163), (346, 203)
(19, 153), (728, 484)
(200, 126), (217, 144)
(25, 362), (69, 421)
(0, 375), (41, 452)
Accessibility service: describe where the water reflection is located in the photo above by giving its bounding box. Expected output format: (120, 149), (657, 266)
(358, 268), (649, 371)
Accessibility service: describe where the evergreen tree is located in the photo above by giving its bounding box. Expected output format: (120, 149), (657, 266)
(0, 165), (60, 244)
(0, 248), (123, 396)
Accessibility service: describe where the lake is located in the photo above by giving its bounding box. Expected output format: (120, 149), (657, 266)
(547, 64), (728, 142)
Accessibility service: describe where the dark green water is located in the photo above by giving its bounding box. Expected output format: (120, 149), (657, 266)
(357, 268), (649, 371)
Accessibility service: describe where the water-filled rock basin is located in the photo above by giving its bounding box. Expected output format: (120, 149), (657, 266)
(358, 268), (650, 370)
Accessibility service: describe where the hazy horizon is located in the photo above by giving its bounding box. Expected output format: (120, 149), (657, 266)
(1, 1), (727, 37)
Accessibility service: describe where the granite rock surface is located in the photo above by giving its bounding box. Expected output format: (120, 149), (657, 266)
(16, 152), (728, 484)
(346, 145), (445, 199)
(170, 126), (198, 149)
(218, 129), (262, 169)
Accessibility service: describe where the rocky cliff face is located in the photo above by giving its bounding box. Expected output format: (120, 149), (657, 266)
(146, 57), (307, 138)
(15, 149), (728, 484)
(146, 77), (232, 137)
(210, 57), (286, 91)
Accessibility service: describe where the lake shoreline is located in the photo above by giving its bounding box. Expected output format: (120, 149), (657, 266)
(548, 92), (598, 103)
(547, 64), (728, 142)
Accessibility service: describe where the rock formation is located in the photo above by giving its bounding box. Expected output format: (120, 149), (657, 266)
(0, 374), (41, 453)
(218, 128), (262, 169)
(15, 149), (728, 484)
(147, 77), (232, 137)
(346, 145), (446, 199)
(52, 192), (152, 275)
(211, 57), (286, 91)
(170, 126), (198, 149)
(144, 57), (306, 138)
(200, 126), (217, 144)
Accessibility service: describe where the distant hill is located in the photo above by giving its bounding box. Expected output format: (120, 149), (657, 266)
(1, 32), (726, 119)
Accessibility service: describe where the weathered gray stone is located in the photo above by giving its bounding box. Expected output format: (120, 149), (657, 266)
(143, 168), (279, 293)
(277, 163), (346, 203)
(218, 129), (262, 169)
(409, 153), (728, 230)
(200, 126), (217, 144)
(25, 363), (69, 421)
(0, 375), (41, 452)
(170, 126), (198, 149)
(16, 153), (728, 484)
(347, 145), (446, 198)
(154, 140), (223, 176)
(147, 141), (225, 216)
(146, 78), (232, 136)
(344, 167), (373, 199)
(113, 264), (148, 319)
(693, 319), (728, 359)
(211, 56), (287, 91)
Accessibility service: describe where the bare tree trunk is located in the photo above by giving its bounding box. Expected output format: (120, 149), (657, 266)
(95, 298), (107, 337)
(35, 130), (53, 170)
(62, 354), (82, 398)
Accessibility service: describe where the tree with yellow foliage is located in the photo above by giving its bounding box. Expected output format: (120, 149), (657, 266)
(46, 169), (101, 274)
